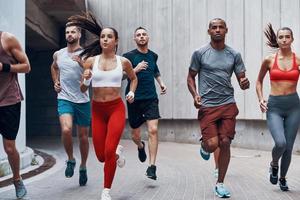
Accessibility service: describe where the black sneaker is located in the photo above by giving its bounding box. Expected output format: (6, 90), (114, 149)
(146, 165), (157, 180)
(269, 163), (279, 185)
(79, 167), (88, 186)
(138, 141), (147, 162)
(279, 178), (289, 191)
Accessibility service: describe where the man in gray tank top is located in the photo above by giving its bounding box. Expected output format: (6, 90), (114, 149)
(50, 24), (90, 186)
(187, 18), (250, 198)
(0, 31), (30, 198)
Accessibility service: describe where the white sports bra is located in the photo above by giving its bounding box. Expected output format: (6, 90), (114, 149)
(92, 55), (123, 87)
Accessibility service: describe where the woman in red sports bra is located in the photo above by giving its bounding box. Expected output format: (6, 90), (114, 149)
(256, 24), (300, 192)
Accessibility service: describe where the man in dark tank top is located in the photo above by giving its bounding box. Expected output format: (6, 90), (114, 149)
(0, 31), (31, 198)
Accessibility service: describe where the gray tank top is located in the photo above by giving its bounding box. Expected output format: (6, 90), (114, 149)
(56, 47), (89, 103)
(0, 31), (23, 106)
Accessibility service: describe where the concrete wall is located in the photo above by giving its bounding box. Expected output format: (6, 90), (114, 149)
(87, 0), (300, 151)
(87, 0), (300, 120)
(0, 0), (27, 160)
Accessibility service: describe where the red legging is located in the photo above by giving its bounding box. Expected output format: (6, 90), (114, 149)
(92, 98), (125, 188)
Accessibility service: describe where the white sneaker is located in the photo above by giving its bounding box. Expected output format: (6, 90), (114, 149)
(116, 145), (125, 168)
(101, 188), (111, 200)
(214, 168), (219, 178)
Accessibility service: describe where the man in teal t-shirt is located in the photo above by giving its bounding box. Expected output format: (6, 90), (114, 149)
(123, 27), (167, 180)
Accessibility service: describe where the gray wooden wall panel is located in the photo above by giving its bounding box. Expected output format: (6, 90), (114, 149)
(226, 0), (245, 118)
(87, 0), (300, 120)
(281, 0), (300, 55)
(172, 0), (191, 118)
(151, 0), (173, 118)
(244, 0), (262, 119)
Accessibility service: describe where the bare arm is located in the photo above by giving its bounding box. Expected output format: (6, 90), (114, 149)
(187, 69), (201, 108)
(0, 32), (30, 73)
(155, 75), (167, 95)
(122, 57), (137, 103)
(256, 57), (270, 112)
(50, 52), (61, 93)
(296, 55), (300, 70)
(80, 57), (94, 93)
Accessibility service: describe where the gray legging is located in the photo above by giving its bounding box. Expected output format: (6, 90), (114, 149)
(267, 92), (300, 178)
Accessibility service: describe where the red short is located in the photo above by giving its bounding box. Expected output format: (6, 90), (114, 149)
(198, 103), (239, 142)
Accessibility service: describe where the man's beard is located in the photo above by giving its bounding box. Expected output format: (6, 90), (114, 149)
(67, 38), (78, 44)
(137, 41), (148, 47)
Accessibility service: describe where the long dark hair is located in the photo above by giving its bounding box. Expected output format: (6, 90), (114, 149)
(68, 12), (118, 58)
(264, 23), (293, 49)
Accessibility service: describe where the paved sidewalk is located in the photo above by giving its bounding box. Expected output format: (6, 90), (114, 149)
(1, 137), (300, 200)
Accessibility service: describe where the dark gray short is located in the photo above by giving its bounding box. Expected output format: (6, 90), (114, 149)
(127, 98), (160, 129)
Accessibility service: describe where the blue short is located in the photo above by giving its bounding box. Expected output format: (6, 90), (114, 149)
(57, 99), (91, 127)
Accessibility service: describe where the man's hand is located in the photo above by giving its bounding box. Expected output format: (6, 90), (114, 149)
(194, 95), (202, 109)
(126, 91), (135, 103)
(135, 60), (148, 73)
(72, 55), (83, 67)
(54, 80), (61, 93)
(239, 77), (250, 90)
(160, 84), (167, 95)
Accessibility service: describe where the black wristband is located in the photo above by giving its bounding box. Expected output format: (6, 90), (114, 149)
(2, 63), (11, 72)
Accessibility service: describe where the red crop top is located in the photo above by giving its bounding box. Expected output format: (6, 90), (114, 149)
(269, 53), (299, 82)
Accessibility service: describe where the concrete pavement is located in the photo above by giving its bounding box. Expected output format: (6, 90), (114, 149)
(0, 137), (300, 200)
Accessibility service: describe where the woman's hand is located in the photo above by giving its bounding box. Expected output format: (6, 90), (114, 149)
(259, 99), (268, 113)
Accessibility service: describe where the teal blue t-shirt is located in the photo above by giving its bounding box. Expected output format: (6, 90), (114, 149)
(123, 49), (160, 100)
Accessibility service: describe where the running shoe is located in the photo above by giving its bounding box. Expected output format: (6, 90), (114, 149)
(65, 159), (76, 178)
(279, 178), (289, 191)
(101, 188), (111, 200)
(13, 179), (27, 198)
(116, 145), (126, 168)
(200, 146), (210, 160)
(146, 165), (157, 180)
(269, 163), (279, 185)
(214, 168), (219, 178)
(79, 167), (88, 186)
(215, 182), (231, 198)
(138, 141), (147, 162)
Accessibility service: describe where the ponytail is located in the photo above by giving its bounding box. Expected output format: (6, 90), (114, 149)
(264, 23), (279, 49)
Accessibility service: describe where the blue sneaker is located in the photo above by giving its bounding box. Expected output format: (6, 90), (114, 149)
(13, 179), (27, 198)
(215, 183), (231, 198)
(199, 146), (210, 160)
(65, 159), (76, 178)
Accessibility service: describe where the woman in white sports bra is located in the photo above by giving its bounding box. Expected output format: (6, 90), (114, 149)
(68, 13), (137, 200)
